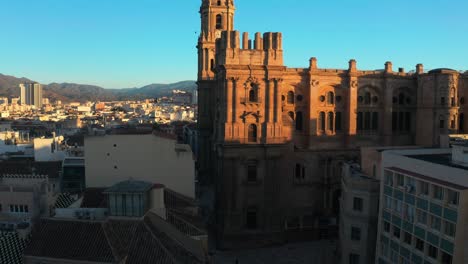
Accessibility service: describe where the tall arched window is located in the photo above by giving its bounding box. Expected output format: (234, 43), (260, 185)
(328, 112), (334, 132)
(249, 88), (257, 102)
(365, 92), (371, 105)
(319, 112), (326, 132)
(327, 92), (334, 104)
(248, 124), (257, 143)
(216, 14), (223, 29)
(287, 91), (295, 104)
(451, 88), (456, 107)
(296, 111), (303, 131)
(398, 93), (405, 105)
(460, 113), (465, 132)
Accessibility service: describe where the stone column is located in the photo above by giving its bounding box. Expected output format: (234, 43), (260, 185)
(346, 60), (358, 145)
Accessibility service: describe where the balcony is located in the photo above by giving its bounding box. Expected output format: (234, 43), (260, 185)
(240, 97), (263, 105)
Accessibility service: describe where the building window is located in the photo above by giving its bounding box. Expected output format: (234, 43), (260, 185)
(441, 97), (446, 106)
(328, 112), (334, 132)
(442, 252), (453, 264)
(394, 200), (402, 214)
(447, 190), (459, 206)
(403, 232), (412, 245)
(246, 209), (257, 229)
(433, 185), (444, 200)
(247, 164), (257, 182)
(287, 91), (295, 104)
(319, 112), (326, 132)
(383, 221), (390, 233)
(428, 244), (438, 259)
(444, 221), (456, 237)
(351, 227), (361, 241)
(460, 113), (465, 132)
(288, 111), (295, 121)
(349, 254), (360, 264)
(248, 124), (257, 143)
(440, 117), (445, 129)
(395, 173), (404, 187)
(217, 0), (222, 6)
(372, 112), (378, 130)
(353, 197), (363, 212)
(357, 112), (363, 131)
(393, 226), (400, 238)
(296, 111), (303, 131)
(216, 14), (223, 29)
(417, 210), (427, 225)
(335, 112), (342, 131)
(415, 238), (424, 251)
(431, 215), (441, 231)
(419, 181), (429, 196)
(249, 88), (257, 102)
(295, 163), (305, 181)
(384, 196), (392, 210)
(384, 171), (393, 186)
(327, 92), (334, 104)
(364, 92), (371, 105)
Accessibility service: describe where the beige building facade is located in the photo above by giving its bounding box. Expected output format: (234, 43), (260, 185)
(85, 133), (196, 198)
(196, 0), (468, 248)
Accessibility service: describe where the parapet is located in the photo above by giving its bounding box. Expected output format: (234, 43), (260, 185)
(216, 31), (284, 66)
(217, 31), (283, 51)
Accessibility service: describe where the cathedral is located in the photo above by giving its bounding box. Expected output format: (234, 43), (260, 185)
(196, 0), (467, 248)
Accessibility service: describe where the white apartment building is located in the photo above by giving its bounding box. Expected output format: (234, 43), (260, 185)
(376, 146), (468, 264)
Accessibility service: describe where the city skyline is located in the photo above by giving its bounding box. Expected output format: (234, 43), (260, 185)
(0, 0), (467, 88)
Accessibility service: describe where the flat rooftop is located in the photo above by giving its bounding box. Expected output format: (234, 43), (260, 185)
(406, 154), (468, 171)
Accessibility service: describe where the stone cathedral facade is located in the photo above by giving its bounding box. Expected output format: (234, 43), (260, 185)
(197, 0), (467, 248)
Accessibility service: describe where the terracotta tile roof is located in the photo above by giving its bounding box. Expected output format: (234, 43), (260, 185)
(24, 215), (204, 264)
(24, 219), (117, 263)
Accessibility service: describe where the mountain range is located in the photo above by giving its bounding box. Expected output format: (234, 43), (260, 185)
(0, 73), (197, 102)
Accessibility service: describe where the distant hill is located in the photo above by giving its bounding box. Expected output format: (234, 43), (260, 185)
(0, 73), (197, 102)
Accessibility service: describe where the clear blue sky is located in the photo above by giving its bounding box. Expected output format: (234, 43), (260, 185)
(0, 0), (467, 88)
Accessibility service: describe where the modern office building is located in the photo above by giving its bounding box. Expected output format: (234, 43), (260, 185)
(19, 83), (43, 108)
(376, 146), (468, 264)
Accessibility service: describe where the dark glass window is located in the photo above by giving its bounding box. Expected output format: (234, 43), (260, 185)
(353, 197), (363, 211)
(372, 112), (378, 130)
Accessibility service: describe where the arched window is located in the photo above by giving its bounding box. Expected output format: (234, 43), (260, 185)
(216, 14), (223, 30)
(327, 92), (334, 104)
(249, 88), (257, 102)
(287, 91), (295, 104)
(248, 124), (257, 143)
(296, 111), (303, 131)
(319, 112), (325, 132)
(399, 93), (405, 105)
(460, 113), (465, 132)
(328, 112), (334, 132)
(365, 92), (371, 105)
(451, 88), (456, 107)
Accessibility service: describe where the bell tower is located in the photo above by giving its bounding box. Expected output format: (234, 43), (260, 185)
(198, 0), (235, 80)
